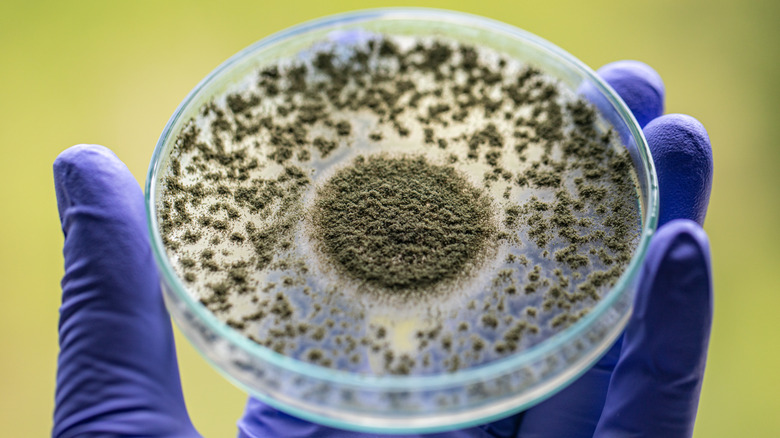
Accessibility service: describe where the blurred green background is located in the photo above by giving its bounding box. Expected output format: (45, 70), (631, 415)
(1, 0), (777, 436)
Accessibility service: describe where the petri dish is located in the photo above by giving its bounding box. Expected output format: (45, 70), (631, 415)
(145, 8), (658, 434)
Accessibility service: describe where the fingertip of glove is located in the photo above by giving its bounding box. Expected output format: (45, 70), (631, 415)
(598, 60), (664, 91)
(54, 144), (122, 181)
(645, 114), (711, 151)
(644, 114), (713, 226)
(53, 144), (142, 226)
(651, 219), (711, 268)
(597, 60), (665, 128)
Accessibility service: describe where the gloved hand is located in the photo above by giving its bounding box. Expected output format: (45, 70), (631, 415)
(52, 60), (713, 438)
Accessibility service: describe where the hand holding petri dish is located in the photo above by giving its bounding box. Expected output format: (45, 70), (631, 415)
(146, 8), (657, 433)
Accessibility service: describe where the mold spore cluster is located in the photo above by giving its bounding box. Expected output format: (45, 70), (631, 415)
(158, 34), (640, 375)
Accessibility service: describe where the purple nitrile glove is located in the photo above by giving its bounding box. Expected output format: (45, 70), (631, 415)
(53, 144), (199, 437)
(53, 60), (714, 438)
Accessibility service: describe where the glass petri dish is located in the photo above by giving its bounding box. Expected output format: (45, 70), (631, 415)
(146, 8), (658, 434)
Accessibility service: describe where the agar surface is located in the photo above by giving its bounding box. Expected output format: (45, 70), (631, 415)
(158, 35), (640, 375)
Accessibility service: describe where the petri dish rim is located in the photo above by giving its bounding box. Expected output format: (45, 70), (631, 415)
(145, 7), (658, 395)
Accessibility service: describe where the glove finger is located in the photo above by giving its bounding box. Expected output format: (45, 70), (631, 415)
(594, 219), (712, 438)
(238, 397), (497, 438)
(53, 144), (197, 437)
(237, 397), (498, 438)
(597, 60), (665, 128)
(644, 114), (713, 226)
(514, 60), (664, 438)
